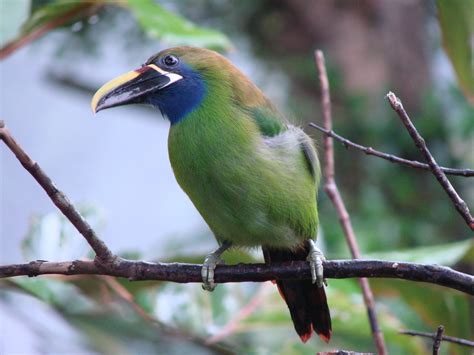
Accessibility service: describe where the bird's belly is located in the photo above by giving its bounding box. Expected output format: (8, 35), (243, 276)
(180, 172), (306, 248)
(169, 156), (314, 249)
(168, 120), (317, 249)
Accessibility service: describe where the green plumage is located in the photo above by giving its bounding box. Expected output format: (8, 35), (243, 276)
(93, 46), (330, 342)
(166, 47), (320, 250)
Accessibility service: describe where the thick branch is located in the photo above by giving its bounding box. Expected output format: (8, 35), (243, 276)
(0, 121), (116, 263)
(1, 259), (472, 295)
(400, 329), (474, 348)
(386, 92), (474, 231)
(308, 123), (474, 177)
(315, 51), (388, 354)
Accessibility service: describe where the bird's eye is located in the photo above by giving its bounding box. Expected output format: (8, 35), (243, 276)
(163, 55), (179, 67)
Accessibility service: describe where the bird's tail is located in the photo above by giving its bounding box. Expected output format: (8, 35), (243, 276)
(262, 241), (332, 343)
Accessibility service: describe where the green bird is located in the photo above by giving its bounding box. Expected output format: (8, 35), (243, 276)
(91, 47), (331, 343)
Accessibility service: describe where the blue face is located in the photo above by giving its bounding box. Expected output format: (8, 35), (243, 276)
(144, 55), (207, 125)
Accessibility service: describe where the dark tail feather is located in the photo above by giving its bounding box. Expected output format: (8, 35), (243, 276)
(262, 242), (332, 343)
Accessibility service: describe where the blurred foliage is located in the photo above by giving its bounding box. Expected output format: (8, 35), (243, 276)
(2, 278), (228, 354)
(1, 209), (472, 354)
(0, 0), (30, 47)
(0, 0), (230, 53)
(22, 204), (105, 261)
(127, 0), (230, 50)
(1, 0), (474, 354)
(19, 1), (91, 37)
(366, 238), (473, 265)
(436, 0), (474, 104)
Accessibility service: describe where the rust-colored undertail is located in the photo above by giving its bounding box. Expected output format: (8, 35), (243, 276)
(262, 241), (332, 343)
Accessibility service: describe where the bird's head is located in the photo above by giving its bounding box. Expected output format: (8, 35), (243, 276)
(91, 46), (266, 124)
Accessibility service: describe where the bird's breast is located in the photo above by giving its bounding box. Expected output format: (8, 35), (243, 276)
(167, 110), (317, 247)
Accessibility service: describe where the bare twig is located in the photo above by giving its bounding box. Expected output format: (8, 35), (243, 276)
(0, 121), (117, 264)
(308, 123), (474, 177)
(432, 325), (444, 355)
(315, 50), (388, 354)
(400, 329), (474, 348)
(1, 259), (472, 295)
(386, 92), (474, 231)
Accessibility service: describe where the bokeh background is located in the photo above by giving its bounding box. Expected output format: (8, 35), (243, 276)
(1, 1), (473, 354)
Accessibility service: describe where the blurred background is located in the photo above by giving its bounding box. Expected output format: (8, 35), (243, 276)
(1, 0), (473, 354)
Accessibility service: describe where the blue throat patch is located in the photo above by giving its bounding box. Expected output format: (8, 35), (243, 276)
(146, 64), (207, 125)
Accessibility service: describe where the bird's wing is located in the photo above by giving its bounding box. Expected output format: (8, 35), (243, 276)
(247, 106), (287, 137)
(298, 131), (320, 181)
(248, 107), (320, 181)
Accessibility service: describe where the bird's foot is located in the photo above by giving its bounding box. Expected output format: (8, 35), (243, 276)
(201, 254), (220, 292)
(201, 241), (231, 292)
(307, 239), (327, 288)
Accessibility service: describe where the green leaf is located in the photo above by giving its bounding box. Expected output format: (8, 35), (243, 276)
(126, 0), (231, 50)
(0, 0), (97, 58)
(20, 0), (91, 36)
(1, 0), (231, 58)
(437, 0), (474, 104)
(0, 0), (31, 47)
(365, 238), (473, 266)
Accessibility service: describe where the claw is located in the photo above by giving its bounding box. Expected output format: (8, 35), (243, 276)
(307, 239), (327, 288)
(201, 241), (231, 292)
(201, 254), (220, 291)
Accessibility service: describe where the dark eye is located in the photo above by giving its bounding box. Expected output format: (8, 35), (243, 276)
(163, 55), (179, 67)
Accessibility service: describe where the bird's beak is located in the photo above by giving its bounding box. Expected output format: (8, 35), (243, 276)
(91, 64), (183, 113)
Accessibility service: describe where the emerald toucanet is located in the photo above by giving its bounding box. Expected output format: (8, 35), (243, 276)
(91, 47), (331, 343)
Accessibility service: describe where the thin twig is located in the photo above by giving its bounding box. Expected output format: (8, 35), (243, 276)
(0, 121), (117, 264)
(400, 329), (474, 348)
(315, 50), (388, 354)
(386, 92), (474, 231)
(308, 123), (474, 177)
(432, 325), (444, 355)
(1, 259), (472, 295)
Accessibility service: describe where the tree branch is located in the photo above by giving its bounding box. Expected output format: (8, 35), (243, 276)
(308, 123), (474, 177)
(1, 259), (472, 295)
(314, 51), (388, 354)
(400, 329), (474, 348)
(386, 92), (474, 231)
(0, 120), (117, 264)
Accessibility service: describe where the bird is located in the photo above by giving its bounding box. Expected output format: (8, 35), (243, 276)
(91, 46), (331, 343)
